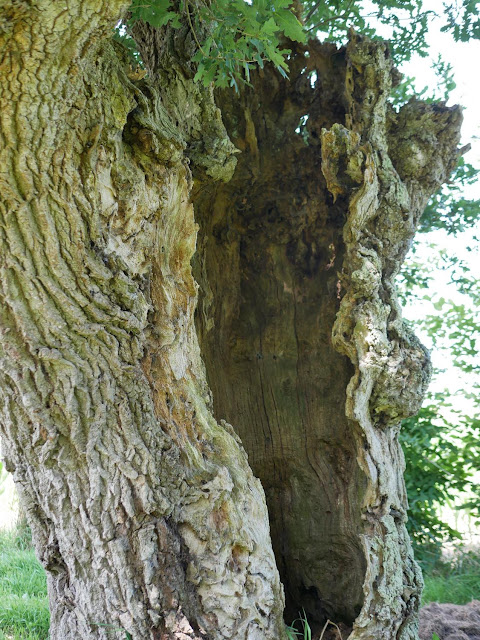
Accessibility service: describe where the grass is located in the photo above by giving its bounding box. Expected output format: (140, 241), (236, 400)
(286, 610), (312, 639)
(422, 549), (480, 606)
(0, 528), (49, 640)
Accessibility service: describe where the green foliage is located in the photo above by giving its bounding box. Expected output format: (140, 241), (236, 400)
(118, 1), (480, 88)
(442, 0), (480, 41)
(390, 50), (458, 108)
(129, 0), (182, 28)
(422, 550), (480, 605)
(402, 247), (480, 372)
(286, 610), (312, 639)
(120, 0), (305, 89)
(304, 0), (433, 63)
(401, 400), (470, 563)
(398, 222), (480, 561)
(0, 530), (49, 640)
(419, 160), (480, 235)
(430, 55), (457, 101)
(302, 0), (480, 62)
(188, 0), (305, 90)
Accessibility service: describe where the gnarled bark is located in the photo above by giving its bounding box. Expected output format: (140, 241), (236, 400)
(0, 3), (285, 639)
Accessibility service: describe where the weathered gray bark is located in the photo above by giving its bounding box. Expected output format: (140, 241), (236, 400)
(0, 3), (464, 640)
(0, 3), (285, 639)
(192, 37), (463, 639)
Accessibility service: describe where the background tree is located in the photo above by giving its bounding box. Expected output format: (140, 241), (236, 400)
(0, 2), (474, 640)
(399, 170), (480, 561)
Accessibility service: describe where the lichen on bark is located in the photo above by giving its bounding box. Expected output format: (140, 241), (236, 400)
(324, 35), (462, 640)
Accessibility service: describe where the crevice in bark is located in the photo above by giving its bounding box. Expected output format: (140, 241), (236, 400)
(192, 41), (367, 631)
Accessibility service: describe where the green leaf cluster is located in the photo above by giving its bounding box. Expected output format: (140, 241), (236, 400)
(189, 0), (305, 90)
(442, 0), (480, 41)
(304, 0), (432, 63)
(120, 1), (305, 89)
(390, 54), (458, 107)
(419, 160), (480, 235)
(302, 0), (480, 63)
(129, 0), (181, 28)
(401, 400), (473, 563)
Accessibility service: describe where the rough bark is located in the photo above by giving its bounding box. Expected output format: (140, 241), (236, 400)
(192, 37), (463, 638)
(0, 2), (465, 639)
(0, 3), (285, 639)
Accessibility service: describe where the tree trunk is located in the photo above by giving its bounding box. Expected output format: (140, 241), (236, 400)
(0, 3), (285, 639)
(0, 3), (463, 640)
(193, 38), (463, 639)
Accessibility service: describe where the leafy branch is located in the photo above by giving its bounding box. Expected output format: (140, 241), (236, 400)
(123, 0), (306, 89)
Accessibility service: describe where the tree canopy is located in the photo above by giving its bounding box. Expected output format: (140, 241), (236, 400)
(116, 0), (480, 87)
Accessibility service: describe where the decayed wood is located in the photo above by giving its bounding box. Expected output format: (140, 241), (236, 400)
(193, 36), (462, 638)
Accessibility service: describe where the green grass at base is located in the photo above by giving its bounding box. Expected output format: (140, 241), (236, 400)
(0, 633), (48, 640)
(0, 529), (49, 640)
(422, 550), (480, 606)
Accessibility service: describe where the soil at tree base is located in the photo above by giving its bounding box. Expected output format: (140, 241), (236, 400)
(419, 601), (480, 640)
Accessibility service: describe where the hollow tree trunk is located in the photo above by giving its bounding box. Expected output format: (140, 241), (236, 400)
(0, 3), (285, 639)
(0, 3), (464, 640)
(193, 38), (463, 638)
